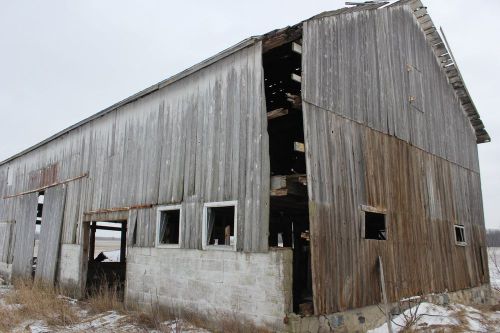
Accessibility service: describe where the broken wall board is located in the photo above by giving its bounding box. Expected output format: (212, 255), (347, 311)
(35, 184), (67, 284)
(11, 193), (38, 279)
(0, 221), (14, 263)
(267, 108), (289, 120)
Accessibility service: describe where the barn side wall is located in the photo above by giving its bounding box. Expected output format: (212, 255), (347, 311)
(302, 5), (488, 314)
(126, 247), (292, 331)
(0, 41), (270, 285)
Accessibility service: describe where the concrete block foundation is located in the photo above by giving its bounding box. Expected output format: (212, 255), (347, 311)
(125, 247), (293, 332)
(287, 284), (492, 333)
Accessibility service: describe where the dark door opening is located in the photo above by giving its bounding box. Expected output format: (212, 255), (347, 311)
(85, 220), (127, 299)
(263, 40), (313, 315)
(32, 191), (44, 277)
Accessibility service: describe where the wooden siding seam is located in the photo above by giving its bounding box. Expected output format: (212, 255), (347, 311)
(302, 99), (479, 175)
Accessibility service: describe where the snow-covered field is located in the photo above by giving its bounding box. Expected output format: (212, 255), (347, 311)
(489, 247), (500, 290)
(102, 249), (120, 262)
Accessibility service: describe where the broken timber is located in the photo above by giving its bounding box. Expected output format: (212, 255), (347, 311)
(271, 174), (307, 197)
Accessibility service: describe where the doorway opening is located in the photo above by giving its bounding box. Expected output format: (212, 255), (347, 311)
(84, 220), (127, 299)
(263, 38), (313, 315)
(32, 191), (44, 277)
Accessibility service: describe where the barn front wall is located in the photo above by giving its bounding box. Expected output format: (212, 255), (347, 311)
(302, 4), (488, 314)
(0, 40), (271, 302)
(126, 247), (292, 331)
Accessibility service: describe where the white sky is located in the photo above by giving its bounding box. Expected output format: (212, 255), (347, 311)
(0, 1), (498, 229)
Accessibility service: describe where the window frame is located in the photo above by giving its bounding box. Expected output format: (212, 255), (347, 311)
(360, 205), (388, 241)
(202, 200), (238, 251)
(454, 224), (467, 246)
(155, 204), (182, 249)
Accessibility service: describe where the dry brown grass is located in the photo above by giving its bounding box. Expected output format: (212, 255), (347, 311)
(0, 303), (22, 332)
(84, 280), (124, 314)
(0, 278), (77, 331)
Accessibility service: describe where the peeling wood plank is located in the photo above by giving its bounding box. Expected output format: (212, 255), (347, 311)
(267, 108), (289, 120)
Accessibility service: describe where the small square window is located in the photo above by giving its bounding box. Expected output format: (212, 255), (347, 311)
(156, 205), (181, 248)
(203, 201), (237, 250)
(362, 210), (387, 240)
(454, 225), (466, 246)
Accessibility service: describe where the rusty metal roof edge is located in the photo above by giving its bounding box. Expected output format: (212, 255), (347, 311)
(0, 36), (262, 166)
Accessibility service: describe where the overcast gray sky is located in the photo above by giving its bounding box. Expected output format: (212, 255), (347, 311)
(0, 0), (498, 229)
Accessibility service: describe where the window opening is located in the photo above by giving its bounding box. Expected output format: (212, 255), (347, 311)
(156, 205), (181, 247)
(364, 211), (387, 240)
(203, 202), (237, 249)
(454, 224), (466, 245)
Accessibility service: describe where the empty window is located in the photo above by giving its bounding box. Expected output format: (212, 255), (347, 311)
(454, 225), (466, 245)
(156, 205), (181, 247)
(203, 201), (237, 250)
(363, 211), (387, 240)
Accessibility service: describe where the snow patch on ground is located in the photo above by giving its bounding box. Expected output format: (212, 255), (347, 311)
(488, 247), (500, 290)
(368, 302), (500, 332)
(368, 248), (500, 332)
(102, 249), (120, 262)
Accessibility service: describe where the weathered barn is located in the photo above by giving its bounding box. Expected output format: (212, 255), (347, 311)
(0, 0), (491, 331)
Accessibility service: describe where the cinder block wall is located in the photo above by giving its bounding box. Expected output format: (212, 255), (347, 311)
(57, 244), (81, 294)
(126, 247), (293, 331)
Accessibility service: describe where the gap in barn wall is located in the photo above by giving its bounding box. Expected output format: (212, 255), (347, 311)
(263, 36), (314, 315)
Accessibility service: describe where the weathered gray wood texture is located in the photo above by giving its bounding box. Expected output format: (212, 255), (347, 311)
(0, 222), (14, 263)
(0, 42), (269, 277)
(302, 5), (488, 314)
(303, 5), (479, 173)
(11, 193), (38, 279)
(35, 185), (67, 284)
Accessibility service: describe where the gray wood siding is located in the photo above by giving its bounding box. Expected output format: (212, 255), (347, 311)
(11, 193), (38, 278)
(0, 222), (14, 263)
(303, 5), (479, 172)
(302, 5), (487, 314)
(0, 41), (270, 271)
(35, 185), (67, 284)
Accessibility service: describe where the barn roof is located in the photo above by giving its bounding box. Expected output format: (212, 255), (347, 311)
(0, 0), (489, 166)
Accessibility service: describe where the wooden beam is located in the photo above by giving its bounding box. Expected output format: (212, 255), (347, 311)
(89, 222), (96, 261)
(292, 42), (302, 55)
(120, 224), (127, 263)
(271, 189), (288, 197)
(267, 108), (288, 120)
(271, 176), (287, 190)
(84, 203), (153, 215)
(262, 25), (302, 53)
(291, 73), (302, 83)
(270, 174), (308, 197)
(286, 93), (302, 109)
(90, 225), (123, 232)
(294, 142), (305, 153)
(3, 173), (88, 199)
